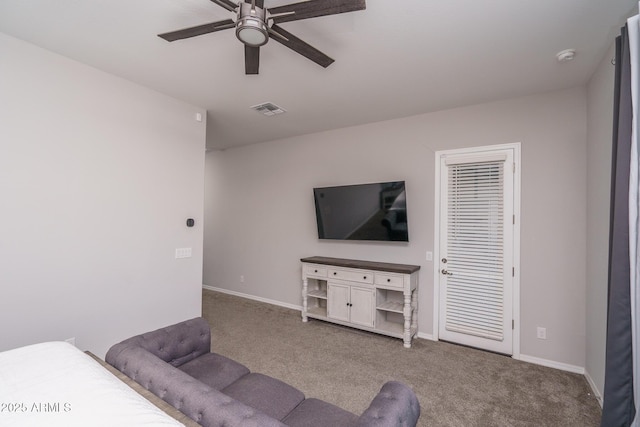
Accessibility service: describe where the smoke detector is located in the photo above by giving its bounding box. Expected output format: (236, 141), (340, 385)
(250, 102), (286, 116)
(556, 49), (576, 62)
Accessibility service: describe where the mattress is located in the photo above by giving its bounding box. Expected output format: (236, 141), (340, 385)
(0, 341), (184, 426)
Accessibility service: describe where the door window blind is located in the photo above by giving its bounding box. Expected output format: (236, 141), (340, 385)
(445, 160), (505, 341)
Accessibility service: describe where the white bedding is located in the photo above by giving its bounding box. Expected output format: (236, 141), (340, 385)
(0, 341), (184, 426)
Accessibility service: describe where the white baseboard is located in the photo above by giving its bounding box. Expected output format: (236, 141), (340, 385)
(584, 370), (604, 407)
(202, 285), (301, 311)
(518, 354), (603, 406)
(518, 354), (585, 375)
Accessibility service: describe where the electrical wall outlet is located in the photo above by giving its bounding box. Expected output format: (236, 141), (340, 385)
(536, 327), (547, 340)
(240, 275), (245, 283)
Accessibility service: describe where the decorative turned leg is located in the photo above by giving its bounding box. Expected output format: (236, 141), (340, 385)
(302, 278), (308, 322)
(403, 292), (411, 348)
(411, 289), (418, 338)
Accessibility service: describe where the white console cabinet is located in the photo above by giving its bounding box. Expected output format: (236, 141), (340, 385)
(301, 256), (419, 348)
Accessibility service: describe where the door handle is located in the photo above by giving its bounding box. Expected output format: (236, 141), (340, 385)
(441, 269), (453, 276)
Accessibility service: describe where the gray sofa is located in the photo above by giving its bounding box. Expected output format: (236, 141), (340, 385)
(106, 317), (420, 427)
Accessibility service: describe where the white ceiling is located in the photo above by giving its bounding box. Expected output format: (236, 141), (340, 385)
(0, 0), (637, 150)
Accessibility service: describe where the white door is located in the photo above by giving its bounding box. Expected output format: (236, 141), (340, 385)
(349, 287), (374, 327)
(437, 146), (517, 355)
(328, 283), (350, 322)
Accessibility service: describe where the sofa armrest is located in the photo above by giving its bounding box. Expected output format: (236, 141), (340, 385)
(106, 317), (211, 367)
(355, 381), (421, 427)
(108, 346), (286, 427)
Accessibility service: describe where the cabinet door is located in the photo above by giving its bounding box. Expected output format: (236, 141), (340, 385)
(327, 283), (350, 322)
(350, 286), (374, 327)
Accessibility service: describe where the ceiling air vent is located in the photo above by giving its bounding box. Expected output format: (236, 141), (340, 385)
(250, 102), (286, 116)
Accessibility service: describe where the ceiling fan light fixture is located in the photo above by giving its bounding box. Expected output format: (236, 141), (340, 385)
(236, 20), (268, 46)
(236, 3), (268, 47)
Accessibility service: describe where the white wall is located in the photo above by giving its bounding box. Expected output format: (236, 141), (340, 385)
(0, 33), (206, 357)
(585, 43), (616, 401)
(204, 86), (588, 368)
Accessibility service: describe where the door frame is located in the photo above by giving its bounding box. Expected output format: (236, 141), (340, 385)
(432, 142), (521, 359)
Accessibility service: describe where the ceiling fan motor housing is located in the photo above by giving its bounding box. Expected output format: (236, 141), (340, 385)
(236, 3), (268, 47)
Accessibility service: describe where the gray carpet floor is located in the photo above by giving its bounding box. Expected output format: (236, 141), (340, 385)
(202, 289), (601, 426)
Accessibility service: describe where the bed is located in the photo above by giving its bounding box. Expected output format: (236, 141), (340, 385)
(0, 341), (199, 427)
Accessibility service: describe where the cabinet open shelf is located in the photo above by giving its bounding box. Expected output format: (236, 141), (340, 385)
(307, 289), (327, 299)
(376, 300), (404, 313)
(306, 305), (327, 318)
(305, 278), (328, 317)
(376, 288), (405, 313)
(376, 318), (404, 336)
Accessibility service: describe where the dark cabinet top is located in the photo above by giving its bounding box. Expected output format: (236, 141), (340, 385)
(301, 256), (420, 274)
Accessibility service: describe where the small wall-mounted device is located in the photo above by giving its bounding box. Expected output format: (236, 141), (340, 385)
(186, 218), (195, 227)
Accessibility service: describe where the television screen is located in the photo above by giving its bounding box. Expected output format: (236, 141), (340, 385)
(313, 181), (408, 242)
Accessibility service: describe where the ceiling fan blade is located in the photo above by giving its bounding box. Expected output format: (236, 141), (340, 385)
(210, 0), (238, 12)
(269, 0), (365, 24)
(158, 19), (235, 42)
(245, 45), (260, 74)
(270, 24), (334, 68)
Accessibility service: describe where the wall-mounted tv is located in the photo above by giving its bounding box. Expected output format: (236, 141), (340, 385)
(313, 181), (409, 242)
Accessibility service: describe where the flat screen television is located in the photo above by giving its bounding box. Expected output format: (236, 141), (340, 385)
(313, 181), (409, 242)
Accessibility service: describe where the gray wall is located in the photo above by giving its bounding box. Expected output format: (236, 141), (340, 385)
(0, 33), (206, 357)
(204, 86), (588, 368)
(585, 42), (616, 402)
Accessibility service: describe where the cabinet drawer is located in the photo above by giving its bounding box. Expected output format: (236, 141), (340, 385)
(328, 268), (374, 284)
(304, 264), (327, 278)
(374, 273), (404, 289)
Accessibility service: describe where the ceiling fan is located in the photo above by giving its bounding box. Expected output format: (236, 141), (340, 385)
(158, 0), (366, 74)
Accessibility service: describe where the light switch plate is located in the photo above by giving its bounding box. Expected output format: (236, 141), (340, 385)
(175, 248), (192, 259)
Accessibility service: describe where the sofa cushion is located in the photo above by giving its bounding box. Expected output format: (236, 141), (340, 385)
(222, 373), (305, 421)
(178, 352), (250, 390)
(282, 398), (359, 427)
